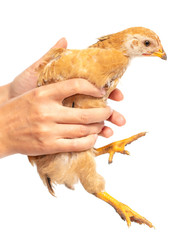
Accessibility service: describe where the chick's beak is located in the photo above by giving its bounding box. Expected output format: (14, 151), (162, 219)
(152, 48), (167, 60)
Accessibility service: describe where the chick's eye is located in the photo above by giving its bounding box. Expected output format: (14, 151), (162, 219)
(144, 40), (150, 47)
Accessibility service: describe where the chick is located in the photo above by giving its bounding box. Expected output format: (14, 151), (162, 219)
(29, 27), (166, 228)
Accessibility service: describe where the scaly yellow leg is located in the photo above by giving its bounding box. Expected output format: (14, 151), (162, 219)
(94, 191), (154, 228)
(94, 132), (146, 164)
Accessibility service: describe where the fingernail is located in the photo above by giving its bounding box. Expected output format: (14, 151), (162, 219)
(119, 116), (126, 125)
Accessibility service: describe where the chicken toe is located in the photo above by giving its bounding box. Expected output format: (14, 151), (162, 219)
(94, 132), (146, 164)
(94, 191), (154, 228)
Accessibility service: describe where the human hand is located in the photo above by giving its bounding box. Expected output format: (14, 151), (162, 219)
(7, 37), (125, 136)
(9, 36), (125, 131)
(0, 79), (115, 158)
(9, 38), (67, 98)
(0, 38), (126, 158)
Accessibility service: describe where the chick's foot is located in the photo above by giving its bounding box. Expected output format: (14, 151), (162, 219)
(94, 132), (146, 164)
(94, 191), (154, 228)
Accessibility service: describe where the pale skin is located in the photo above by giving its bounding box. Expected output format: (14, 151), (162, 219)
(0, 38), (126, 158)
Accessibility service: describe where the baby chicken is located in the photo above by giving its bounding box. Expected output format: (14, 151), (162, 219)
(29, 27), (166, 228)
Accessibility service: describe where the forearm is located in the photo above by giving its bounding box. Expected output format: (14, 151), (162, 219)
(0, 83), (11, 105)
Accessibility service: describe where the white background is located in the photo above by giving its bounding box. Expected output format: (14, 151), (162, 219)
(0, 0), (192, 239)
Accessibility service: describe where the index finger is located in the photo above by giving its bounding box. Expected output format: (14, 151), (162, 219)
(45, 78), (106, 101)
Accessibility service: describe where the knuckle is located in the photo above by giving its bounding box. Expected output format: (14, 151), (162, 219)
(88, 135), (97, 147)
(38, 109), (50, 122)
(106, 106), (113, 119)
(30, 92), (48, 121)
(32, 106), (46, 122)
(71, 79), (81, 93)
(35, 125), (48, 140)
(92, 123), (103, 134)
(99, 121), (105, 129)
(33, 125), (50, 150)
(68, 139), (79, 152)
(83, 135), (96, 149)
(70, 135), (96, 152)
(98, 123), (104, 134)
(32, 87), (45, 100)
(80, 112), (89, 124)
(30, 103), (51, 124)
(79, 125), (89, 137)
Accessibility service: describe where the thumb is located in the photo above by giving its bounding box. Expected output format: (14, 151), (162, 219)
(31, 37), (68, 69)
(52, 37), (68, 49)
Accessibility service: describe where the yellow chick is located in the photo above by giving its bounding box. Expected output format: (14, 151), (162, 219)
(29, 27), (166, 228)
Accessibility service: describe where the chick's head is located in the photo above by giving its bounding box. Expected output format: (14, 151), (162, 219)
(122, 27), (167, 60)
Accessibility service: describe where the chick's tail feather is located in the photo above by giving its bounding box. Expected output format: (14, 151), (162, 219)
(45, 175), (55, 197)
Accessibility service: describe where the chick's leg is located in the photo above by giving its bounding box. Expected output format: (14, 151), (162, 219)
(94, 191), (154, 228)
(94, 132), (146, 164)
